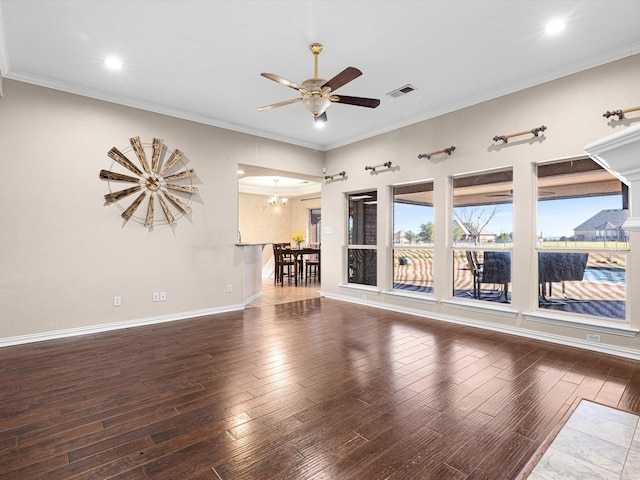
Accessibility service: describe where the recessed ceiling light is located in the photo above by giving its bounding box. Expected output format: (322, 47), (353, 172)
(545, 18), (566, 35)
(104, 56), (122, 70)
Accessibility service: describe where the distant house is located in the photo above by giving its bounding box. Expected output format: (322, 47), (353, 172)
(574, 209), (629, 241)
(452, 219), (497, 243)
(394, 230), (408, 244)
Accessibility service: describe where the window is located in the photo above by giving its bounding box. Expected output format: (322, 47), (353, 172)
(309, 208), (321, 246)
(392, 181), (434, 293)
(452, 169), (513, 303)
(347, 190), (377, 286)
(537, 158), (628, 320)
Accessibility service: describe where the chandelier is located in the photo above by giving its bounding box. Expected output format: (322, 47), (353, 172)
(268, 179), (288, 210)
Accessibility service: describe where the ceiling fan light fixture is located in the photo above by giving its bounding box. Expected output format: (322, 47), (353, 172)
(302, 95), (331, 117)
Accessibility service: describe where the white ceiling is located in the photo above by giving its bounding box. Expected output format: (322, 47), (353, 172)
(1, 0), (640, 154)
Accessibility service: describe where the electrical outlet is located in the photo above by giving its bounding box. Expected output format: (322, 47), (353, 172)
(113, 296), (121, 307)
(586, 333), (601, 342)
(160, 291), (166, 301)
(152, 292), (160, 302)
(227, 284), (233, 293)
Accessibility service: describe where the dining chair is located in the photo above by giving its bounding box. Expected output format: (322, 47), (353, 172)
(305, 256), (320, 284)
(272, 243), (281, 285)
(273, 243), (296, 286)
(465, 251), (510, 301)
(480, 251), (511, 302)
(465, 250), (482, 299)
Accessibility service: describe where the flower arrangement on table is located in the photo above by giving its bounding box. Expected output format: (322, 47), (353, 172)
(291, 231), (305, 248)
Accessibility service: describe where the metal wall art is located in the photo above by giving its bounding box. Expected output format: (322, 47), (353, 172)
(99, 137), (198, 228)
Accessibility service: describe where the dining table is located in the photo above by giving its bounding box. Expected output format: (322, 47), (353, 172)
(286, 247), (321, 284)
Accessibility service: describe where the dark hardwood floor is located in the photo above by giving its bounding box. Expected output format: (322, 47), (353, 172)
(2, 284), (640, 479)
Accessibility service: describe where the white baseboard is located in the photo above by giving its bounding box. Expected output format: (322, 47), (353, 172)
(243, 291), (263, 306)
(321, 291), (640, 361)
(5, 294), (639, 362)
(0, 304), (245, 348)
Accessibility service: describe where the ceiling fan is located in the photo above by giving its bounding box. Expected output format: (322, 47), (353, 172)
(487, 190), (555, 198)
(258, 43), (380, 124)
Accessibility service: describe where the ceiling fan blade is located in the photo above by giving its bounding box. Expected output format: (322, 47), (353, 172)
(332, 95), (380, 108)
(258, 97), (303, 111)
(486, 189), (513, 198)
(486, 190), (555, 198)
(261, 73), (304, 91)
(322, 67), (362, 92)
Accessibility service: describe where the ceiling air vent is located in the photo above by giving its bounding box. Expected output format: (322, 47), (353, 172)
(387, 84), (416, 98)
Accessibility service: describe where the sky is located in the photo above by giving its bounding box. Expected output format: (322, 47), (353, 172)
(537, 195), (622, 238)
(394, 195), (623, 238)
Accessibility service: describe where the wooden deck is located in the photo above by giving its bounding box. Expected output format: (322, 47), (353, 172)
(1, 286), (639, 479)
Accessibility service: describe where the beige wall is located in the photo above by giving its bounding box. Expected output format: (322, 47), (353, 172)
(321, 54), (640, 355)
(0, 79), (321, 340)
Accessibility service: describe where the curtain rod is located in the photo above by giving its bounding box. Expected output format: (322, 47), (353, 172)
(418, 146), (455, 159)
(324, 171), (346, 180)
(493, 125), (546, 144)
(365, 161), (392, 172)
(603, 105), (640, 120)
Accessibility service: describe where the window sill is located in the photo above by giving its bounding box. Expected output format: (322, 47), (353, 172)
(382, 290), (437, 306)
(523, 311), (638, 337)
(441, 298), (518, 318)
(338, 283), (380, 295)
